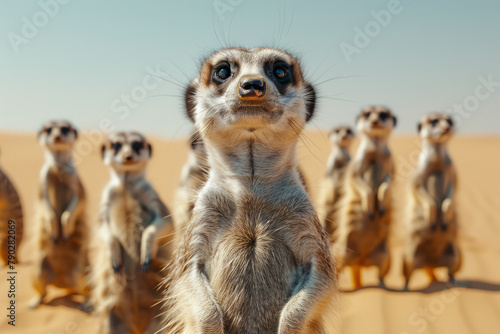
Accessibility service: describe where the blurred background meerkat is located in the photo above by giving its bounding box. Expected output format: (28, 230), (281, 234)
(0, 153), (24, 266)
(172, 129), (209, 245)
(90, 131), (174, 334)
(318, 125), (355, 241)
(334, 106), (396, 289)
(31, 120), (88, 308)
(403, 113), (461, 290)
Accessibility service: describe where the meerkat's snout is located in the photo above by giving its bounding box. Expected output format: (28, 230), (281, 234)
(101, 132), (152, 171)
(38, 120), (77, 150)
(418, 113), (454, 144)
(238, 75), (267, 100)
(330, 126), (355, 147)
(357, 106), (397, 136)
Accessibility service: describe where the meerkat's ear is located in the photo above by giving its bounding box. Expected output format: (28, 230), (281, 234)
(304, 82), (316, 123)
(184, 80), (198, 123)
(417, 122), (422, 133)
(148, 143), (152, 157)
(101, 143), (106, 160)
(392, 115), (397, 127)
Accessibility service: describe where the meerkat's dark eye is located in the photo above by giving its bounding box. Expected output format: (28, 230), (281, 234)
(346, 129), (352, 135)
(379, 112), (389, 121)
(430, 119), (439, 126)
(132, 141), (144, 154)
(271, 62), (289, 81)
(213, 63), (231, 83)
(60, 127), (70, 135)
(335, 129), (340, 133)
(446, 118), (453, 126)
(45, 127), (52, 134)
(112, 142), (122, 154)
(363, 112), (371, 119)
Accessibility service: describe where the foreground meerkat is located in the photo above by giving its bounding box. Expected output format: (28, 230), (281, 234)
(162, 48), (337, 334)
(0, 156), (24, 266)
(318, 126), (355, 240)
(403, 113), (460, 290)
(90, 131), (174, 334)
(334, 106), (397, 289)
(31, 120), (88, 308)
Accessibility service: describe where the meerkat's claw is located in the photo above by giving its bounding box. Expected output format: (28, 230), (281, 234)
(141, 259), (151, 271)
(112, 262), (121, 274)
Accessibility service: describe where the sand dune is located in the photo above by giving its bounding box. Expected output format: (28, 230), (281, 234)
(0, 131), (499, 333)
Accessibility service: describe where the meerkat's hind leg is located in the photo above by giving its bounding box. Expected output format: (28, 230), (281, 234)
(425, 267), (437, 283)
(351, 265), (362, 290)
(28, 277), (47, 309)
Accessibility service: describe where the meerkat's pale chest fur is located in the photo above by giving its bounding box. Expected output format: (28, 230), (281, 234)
(163, 48), (337, 334)
(30, 120), (88, 308)
(89, 131), (174, 334)
(318, 126), (354, 240)
(0, 160), (24, 266)
(334, 106), (396, 289)
(403, 113), (461, 290)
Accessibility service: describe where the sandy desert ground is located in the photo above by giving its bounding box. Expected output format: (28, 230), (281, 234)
(0, 130), (499, 334)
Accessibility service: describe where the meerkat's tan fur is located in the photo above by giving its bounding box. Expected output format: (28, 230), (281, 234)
(162, 48), (337, 334)
(403, 113), (460, 290)
(0, 157), (24, 266)
(318, 126), (354, 240)
(31, 120), (88, 308)
(334, 106), (396, 289)
(90, 131), (174, 334)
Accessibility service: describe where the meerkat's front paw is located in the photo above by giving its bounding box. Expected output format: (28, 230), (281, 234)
(61, 211), (75, 241)
(140, 225), (159, 271)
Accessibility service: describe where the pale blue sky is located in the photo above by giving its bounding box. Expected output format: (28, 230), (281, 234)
(1, 0), (499, 137)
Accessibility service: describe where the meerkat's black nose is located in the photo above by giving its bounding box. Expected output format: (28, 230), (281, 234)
(239, 76), (266, 100)
(124, 155), (133, 161)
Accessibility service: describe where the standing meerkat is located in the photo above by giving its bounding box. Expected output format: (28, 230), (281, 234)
(403, 113), (460, 290)
(172, 129), (209, 244)
(0, 155), (24, 266)
(334, 106), (397, 290)
(318, 125), (355, 240)
(90, 131), (174, 334)
(31, 120), (88, 308)
(162, 48), (337, 334)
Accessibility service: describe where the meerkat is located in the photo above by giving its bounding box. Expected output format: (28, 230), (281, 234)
(403, 113), (460, 290)
(318, 126), (355, 240)
(334, 106), (397, 290)
(172, 129), (209, 244)
(31, 120), (88, 308)
(89, 131), (174, 334)
(0, 154), (24, 266)
(162, 48), (337, 334)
